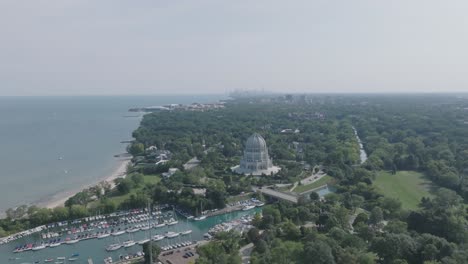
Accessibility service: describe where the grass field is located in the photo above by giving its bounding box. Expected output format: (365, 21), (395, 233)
(90, 175), (161, 208)
(374, 171), (434, 210)
(294, 175), (332, 193)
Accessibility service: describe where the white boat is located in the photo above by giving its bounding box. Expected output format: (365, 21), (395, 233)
(165, 231), (180, 238)
(256, 202), (265, 207)
(68, 257), (78, 261)
(154, 223), (166, 228)
(167, 221), (178, 226)
(32, 244), (46, 251)
(242, 205), (256, 211)
(98, 233), (111, 239)
(138, 238), (150, 245)
(152, 234), (165, 241)
(57, 257), (66, 260)
(181, 230), (192, 235)
(44, 258), (54, 262)
(123, 240), (136, 248)
(111, 230), (125, 236)
(140, 226), (150, 231)
(49, 242), (62, 247)
(126, 228), (140, 233)
(194, 215), (207, 221)
(65, 239), (79, 244)
(106, 243), (122, 251)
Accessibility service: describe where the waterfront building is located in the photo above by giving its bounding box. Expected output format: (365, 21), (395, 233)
(232, 133), (280, 175)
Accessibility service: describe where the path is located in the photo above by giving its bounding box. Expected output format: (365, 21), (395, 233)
(239, 243), (254, 264)
(289, 169), (326, 192)
(253, 187), (298, 203)
(183, 157), (200, 170)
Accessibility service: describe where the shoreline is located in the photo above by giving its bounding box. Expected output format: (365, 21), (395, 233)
(39, 158), (131, 209)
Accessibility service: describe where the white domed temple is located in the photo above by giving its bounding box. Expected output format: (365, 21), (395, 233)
(232, 133), (281, 176)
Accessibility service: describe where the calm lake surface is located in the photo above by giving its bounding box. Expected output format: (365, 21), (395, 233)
(0, 95), (224, 213)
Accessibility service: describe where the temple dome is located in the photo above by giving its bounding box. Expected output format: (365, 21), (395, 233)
(245, 133), (268, 153)
(232, 132), (280, 176)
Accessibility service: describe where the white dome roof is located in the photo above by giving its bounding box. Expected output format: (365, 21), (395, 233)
(245, 133), (267, 152)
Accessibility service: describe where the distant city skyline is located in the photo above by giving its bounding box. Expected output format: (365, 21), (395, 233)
(1, 0), (468, 96)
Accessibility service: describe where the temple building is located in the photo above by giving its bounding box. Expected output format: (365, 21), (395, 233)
(232, 133), (281, 175)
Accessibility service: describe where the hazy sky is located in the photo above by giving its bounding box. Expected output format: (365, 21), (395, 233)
(1, 0), (468, 95)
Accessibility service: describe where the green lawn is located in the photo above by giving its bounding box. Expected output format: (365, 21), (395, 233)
(227, 194), (252, 204)
(374, 171), (434, 210)
(143, 175), (161, 185)
(294, 175), (332, 193)
(90, 175), (160, 208)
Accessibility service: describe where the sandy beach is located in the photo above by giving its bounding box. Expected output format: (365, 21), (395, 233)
(40, 158), (131, 209)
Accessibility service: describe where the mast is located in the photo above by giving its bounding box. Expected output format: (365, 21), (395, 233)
(148, 200), (152, 264)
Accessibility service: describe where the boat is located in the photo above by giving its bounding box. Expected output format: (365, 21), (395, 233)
(65, 239), (79, 244)
(70, 253), (79, 257)
(57, 257), (66, 260)
(68, 257), (78, 261)
(154, 223), (166, 228)
(165, 231), (180, 238)
(123, 240), (136, 248)
(44, 258), (54, 262)
(152, 234), (165, 241)
(111, 230), (125, 236)
(181, 230), (192, 235)
(256, 202), (265, 207)
(242, 205), (256, 211)
(126, 227), (140, 233)
(98, 233), (111, 239)
(106, 243), (122, 251)
(194, 215), (207, 221)
(140, 225), (150, 231)
(138, 238), (150, 245)
(167, 220), (178, 226)
(49, 239), (62, 247)
(32, 244), (46, 251)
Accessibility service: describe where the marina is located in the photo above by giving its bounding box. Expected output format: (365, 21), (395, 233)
(1, 207), (261, 263)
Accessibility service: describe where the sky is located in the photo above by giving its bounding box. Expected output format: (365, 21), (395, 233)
(1, 0), (468, 96)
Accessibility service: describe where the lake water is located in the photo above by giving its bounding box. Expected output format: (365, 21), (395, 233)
(0, 95), (224, 213)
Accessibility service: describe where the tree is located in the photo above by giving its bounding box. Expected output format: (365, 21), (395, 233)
(310, 192), (320, 201)
(143, 242), (161, 264)
(302, 240), (335, 264)
(116, 178), (134, 195)
(369, 207), (384, 226)
(30, 208), (51, 226)
(131, 173), (145, 186)
(371, 233), (418, 264)
(247, 227), (261, 244)
(65, 191), (92, 207)
(52, 207), (69, 221)
(69, 205), (89, 219)
(128, 142), (145, 156)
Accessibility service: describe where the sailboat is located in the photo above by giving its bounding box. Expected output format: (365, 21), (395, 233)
(138, 202), (153, 245)
(194, 201), (207, 221)
(181, 219), (193, 235)
(106, 238), (122, 251)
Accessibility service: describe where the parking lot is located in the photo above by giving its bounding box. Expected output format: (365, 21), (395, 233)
(158, 245), (199, 264)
